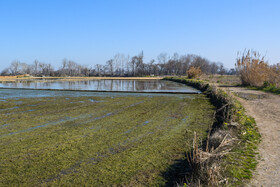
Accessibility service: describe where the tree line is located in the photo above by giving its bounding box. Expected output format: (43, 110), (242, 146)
(1, 52), (234, 77)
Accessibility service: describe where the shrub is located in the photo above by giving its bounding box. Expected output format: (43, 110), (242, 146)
(187, 66), (202, 79)
(236, 50), (270, 87)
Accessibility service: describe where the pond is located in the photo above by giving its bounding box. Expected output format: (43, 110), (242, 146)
(0, 79), (199, 93)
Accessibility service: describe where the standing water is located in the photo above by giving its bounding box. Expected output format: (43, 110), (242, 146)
(0, 79), (199, 93)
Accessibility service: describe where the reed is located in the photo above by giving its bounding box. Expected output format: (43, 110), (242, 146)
(236, 49), (280, 89)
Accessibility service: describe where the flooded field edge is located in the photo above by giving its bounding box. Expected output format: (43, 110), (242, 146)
(0, 86), (215, 186)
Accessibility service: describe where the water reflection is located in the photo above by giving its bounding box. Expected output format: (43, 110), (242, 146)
(0, 80), (198, 93)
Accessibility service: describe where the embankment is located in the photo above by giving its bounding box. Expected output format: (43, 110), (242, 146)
(164, 77), (261, 186)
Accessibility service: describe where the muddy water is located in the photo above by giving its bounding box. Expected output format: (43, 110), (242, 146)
(0, 79), (198, 93)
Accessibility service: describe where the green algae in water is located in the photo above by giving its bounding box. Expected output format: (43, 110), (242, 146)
(0, 93), (214, 186)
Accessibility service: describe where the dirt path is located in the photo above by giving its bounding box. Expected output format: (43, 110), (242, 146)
(220, 86), (280, 186)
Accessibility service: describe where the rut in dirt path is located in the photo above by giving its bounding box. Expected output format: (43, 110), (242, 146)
(221, 87), (280, 187)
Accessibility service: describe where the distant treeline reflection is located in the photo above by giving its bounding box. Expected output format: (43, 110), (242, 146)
(0, 79), (197, 92)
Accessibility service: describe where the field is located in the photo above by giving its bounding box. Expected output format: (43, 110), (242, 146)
(0, 91), (215, 186)
(200, 74), (241, 86)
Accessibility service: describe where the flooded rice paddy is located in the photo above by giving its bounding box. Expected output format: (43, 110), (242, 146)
(0, 79), (199, 93)
(0, 81), (214, 186)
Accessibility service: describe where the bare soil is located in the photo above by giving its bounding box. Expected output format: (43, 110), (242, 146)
(221, 86), (280, 186)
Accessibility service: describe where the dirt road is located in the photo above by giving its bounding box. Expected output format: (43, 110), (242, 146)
(221, 87), (280, 186)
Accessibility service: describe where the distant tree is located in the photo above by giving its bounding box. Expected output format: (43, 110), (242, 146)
(95, 64), (102, 76)
(10, 61), (20, 75)
(157, 53), (168, 65)
(190, 55), (211, 74)
(228, 68), (237, 75)
(218, 64), (226, 75)
(106, 59), (114, 76)
(130, 56), (137, 76)
(34, 60), (39, 75)
(209, 62), (219, 74)
(1, 68), (10, 76)
(135, 51), (144, 76)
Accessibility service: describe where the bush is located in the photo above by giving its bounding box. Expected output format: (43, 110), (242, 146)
(236, 50), (270, 87)
(187, 66), (202, 79)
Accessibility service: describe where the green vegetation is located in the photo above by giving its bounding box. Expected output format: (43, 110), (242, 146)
(262, 85), (280, 94)
(0, 92), (215, 186)
(164, 77), (261, 186)
(247, 84), (280, 95)
(223, 100), (261, 185)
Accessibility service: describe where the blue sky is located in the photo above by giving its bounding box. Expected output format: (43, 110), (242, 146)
(0, 0), (279, 71)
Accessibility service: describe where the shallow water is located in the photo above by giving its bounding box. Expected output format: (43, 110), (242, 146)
(0, 79), (198, 93)
(0, 88), (198, 100)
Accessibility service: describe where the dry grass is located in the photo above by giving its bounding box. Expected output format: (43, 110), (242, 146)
(269, 64), (280, 88)
(187, 67), (202, 79)
(236, 50), (270, 87)
(200, 74), (241, 86)
(236, 49), (280, 88)
(186, 130), (235, 186)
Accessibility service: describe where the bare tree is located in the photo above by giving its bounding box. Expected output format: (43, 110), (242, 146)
(2, 52), (227, 77)
(10, 61), (20, 75)
(34, 60), (39, 75)
(106, 59), (114, 76)
(1, 68), (10, 76)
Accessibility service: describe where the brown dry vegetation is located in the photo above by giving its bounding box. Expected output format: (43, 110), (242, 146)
(187, 67), (202, 79)
(0, 76), (17, 79)
(200, 74), (241, 86)
(236, 50), (280, 88)
(269, 63), (280, 87)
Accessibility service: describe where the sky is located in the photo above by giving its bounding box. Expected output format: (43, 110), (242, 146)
(0, 0), (280, 71)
